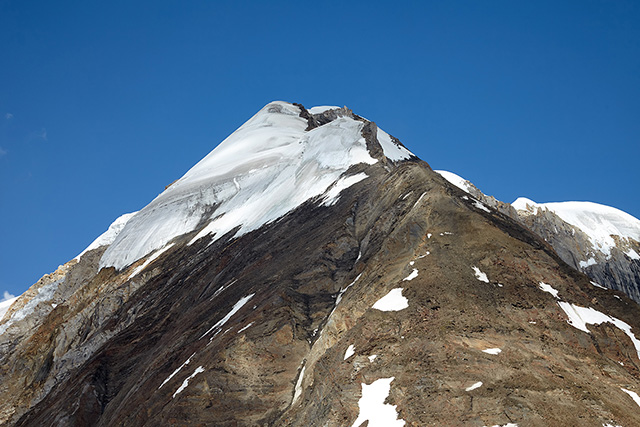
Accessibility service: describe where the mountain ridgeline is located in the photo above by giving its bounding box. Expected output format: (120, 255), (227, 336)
(1, 102), (640, 426)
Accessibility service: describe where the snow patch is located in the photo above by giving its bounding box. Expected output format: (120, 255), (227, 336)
(557, 302), (640, 360)
(465, 381), (483, 391)
(0, 294), (18, 320)
(351, 377), (405, 427)
(0, 280), (60, 335)
(373, 288), (408, 312)
(402, 269), (418, 281)
(482, 348), (502, 355)
(321, 173), (369, 206)
(128, 243), (175, 279)
(473, 200), (491, 213)
(435, 170), (473, 193)
(368, 355), (377, 362)
(472, 266), (489, 283)
(538, 282), (559, 299)
(625, 249), (640, 260)
(376, 127), (413, 161)
(590, 281), (607, 289)
(621, 388), (640, 408)
(344, 344), (356, 360)
(579, 257), (597, 268)
(308, 105), (340, 114)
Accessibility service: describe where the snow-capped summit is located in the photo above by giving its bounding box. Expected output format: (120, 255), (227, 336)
(512, 198), (640, 258)
(4, 102), (640, 426)
(99, 102), (413, 270)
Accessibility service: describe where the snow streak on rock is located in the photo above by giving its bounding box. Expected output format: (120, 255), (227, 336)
(201, 294), (254, 339)
(172, 366), (205, 398)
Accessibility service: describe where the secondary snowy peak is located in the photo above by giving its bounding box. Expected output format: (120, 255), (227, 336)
(512, 198), (640, 258)
(435, 170), (474, 193)
(100, 102), (411, 270)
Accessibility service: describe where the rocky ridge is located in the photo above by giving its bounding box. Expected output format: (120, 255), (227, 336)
(436, 170), (640, 302)
(0, 103), (640, 426)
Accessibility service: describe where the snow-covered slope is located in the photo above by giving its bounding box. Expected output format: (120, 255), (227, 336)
(100, 102), (409, 270)
(434, 170), (475, 193)
(513, 198), (640, 259)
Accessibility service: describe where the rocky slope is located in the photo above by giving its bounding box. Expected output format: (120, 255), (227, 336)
(436, 170), (640, 303)
(1, 103), (640, 426)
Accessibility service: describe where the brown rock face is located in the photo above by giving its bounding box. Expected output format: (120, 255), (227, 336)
(1, 104), (640, 426)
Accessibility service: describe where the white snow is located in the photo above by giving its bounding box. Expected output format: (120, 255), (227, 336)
(351, 377), (405, 427)
(0, 294), (17, 320)
(172, 366), (204, 398)
(579, 257), (597, 268)
(321, 173), (369, 206)
(100, 102), (380, 270)
(557, 302), (640, 360)
(344, 344), (356, 360)
(75, 212), (138, 261)
(621, 388), (640, 408)
(435, 170), (474, 193)
(590, 280), (607, 289)
(465, 381), (483, 391)
(368, 355), (378, 362)
(412, 192), (426, 209)
(237, 322), (254, 333)
(402, 269), (418, 281)
(293, 364), (306, 404)
(538, 282), (559, 299)
(482, 348), (502, 355)
(472, 266), (489, 283)
(473, 200), (491, 213)
(201, 293), (255, 339)
(308, 105), (340, 114)
(334, 273), (362, 310)
(128, 243), (175, 279)
(376, 127), (414, 161)
(372, 288), (409, 312)
(512, 198), (640, 259)
(625, 249), (640, 260)
(0, 280), (59, 335)
(159, 352), (196, 389)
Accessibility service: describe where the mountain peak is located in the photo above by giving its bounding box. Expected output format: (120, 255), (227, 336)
(99, 101), (413, 270)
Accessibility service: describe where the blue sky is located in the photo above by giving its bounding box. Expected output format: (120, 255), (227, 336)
(1, 1), (639, 298)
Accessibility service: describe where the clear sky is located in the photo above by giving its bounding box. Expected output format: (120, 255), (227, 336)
(1, 1), (639, 299)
